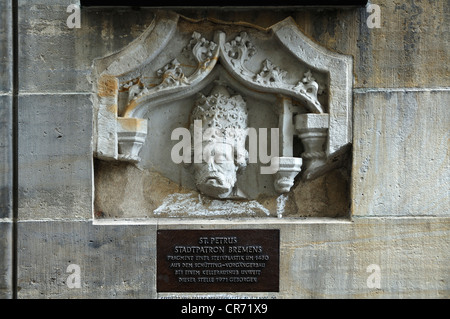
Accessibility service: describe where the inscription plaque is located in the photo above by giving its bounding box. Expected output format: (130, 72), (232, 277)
(157, 229), (280, 292)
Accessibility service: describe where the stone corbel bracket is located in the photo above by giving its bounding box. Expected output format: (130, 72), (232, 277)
(295, 113), (329, 180)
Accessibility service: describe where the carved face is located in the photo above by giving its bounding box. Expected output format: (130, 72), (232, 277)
(193, 141), (238, 198)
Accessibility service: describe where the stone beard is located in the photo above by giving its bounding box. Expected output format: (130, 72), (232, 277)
(189, 84), (249, 199)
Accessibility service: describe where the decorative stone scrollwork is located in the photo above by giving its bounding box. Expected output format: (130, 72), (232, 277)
(223, 32), (256, 76)
(156, 58), (189, 89)
(182, 31), (217, 70)
(120, 77), (141, 91)
(192, 90), (248, 132)
(119, 77), (143, 103)
(294, 70), (319, 98)
(254, 59), (287, 87)
(115, 32), (220, 123)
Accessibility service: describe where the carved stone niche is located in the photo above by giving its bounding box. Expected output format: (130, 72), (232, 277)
(91, 11), (353, 219)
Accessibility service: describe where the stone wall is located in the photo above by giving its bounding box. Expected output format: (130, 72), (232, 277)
(0, 0), (14, 300)
(1, 0), (449, 298)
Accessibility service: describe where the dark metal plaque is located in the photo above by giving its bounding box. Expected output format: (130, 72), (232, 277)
(157, 229), (279, 292)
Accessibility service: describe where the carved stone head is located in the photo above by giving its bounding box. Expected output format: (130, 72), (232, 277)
(189, 83), (248, 198)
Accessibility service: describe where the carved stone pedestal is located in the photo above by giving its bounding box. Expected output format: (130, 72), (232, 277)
(117, 117), (148, 162)
(295, 114), (329, 179)
(273, 157), (302, 193)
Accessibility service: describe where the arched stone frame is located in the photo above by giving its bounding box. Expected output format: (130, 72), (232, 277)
(91, 10), (353, 201)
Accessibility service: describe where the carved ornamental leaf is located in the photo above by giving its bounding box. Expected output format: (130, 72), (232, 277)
(254, 59), (287, 86)
(182, 32), (217, 70)
(223, 32), (257, 73)
(156, 59), (189, 89)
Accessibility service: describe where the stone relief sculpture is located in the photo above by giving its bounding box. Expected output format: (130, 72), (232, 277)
(223, 32), (256, 76)
(182, 31), (218, 71)
(156, 59), (190, 89)
(91, 11), (353, 218)
(188, 83), (248, 199)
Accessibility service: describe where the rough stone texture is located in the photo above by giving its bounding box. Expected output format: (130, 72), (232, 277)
(18, 94), (93, 220)
(3, 0), (449, 299)
(18, 1), (154, 93)
(352, 90), (449, 216)
(17, 221), (156, 298)
(0, 0), (13, 300)
(280, 217), (450, 298)
(17, 218), (449, 298)
(0, 0), (13, 219)
(0, 0), (13, 94)
(0, 222), (13, 299)
(0, 97), (13, 298)
(94, 160), (350, 218)
(351, 0), (450, 88)
(0, 96), (13, 220)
